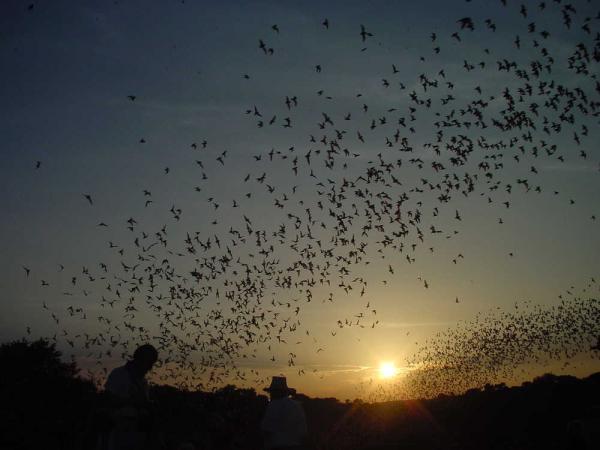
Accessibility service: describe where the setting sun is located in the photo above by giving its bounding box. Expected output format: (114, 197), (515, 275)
(379, 362), (398, 379)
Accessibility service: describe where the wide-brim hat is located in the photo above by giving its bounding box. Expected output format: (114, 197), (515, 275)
(264, 376), (296, 395)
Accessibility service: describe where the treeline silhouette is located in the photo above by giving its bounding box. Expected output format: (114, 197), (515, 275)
(1, 339), (598, 450)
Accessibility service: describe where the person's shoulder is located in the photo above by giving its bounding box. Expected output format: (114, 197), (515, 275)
(265, 397), (288, 412)
(105, 364), (131, 392)
(107, 364), (128, 379)
(267, 397), (283, 407)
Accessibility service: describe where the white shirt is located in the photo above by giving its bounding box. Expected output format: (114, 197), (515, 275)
(261, 396), (307, 449)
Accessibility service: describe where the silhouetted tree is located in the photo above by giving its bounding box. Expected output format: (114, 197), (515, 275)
(0, 339), (96, 450)
(0, 338), (598, 450)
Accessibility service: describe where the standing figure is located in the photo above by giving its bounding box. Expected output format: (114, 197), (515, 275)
(104, 344), (160, 450)
(261, 376), (308, 450)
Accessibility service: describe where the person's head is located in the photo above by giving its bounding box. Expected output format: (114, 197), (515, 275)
(131, 344), (158, 376)
(264, 376), (295, 399)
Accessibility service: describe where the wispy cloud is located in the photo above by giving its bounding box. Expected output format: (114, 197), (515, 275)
(541, 163), (597, 173)
(379, 321), (454, 329)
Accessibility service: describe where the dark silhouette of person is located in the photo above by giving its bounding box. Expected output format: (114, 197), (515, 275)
(566, 405), (600, 450)
(103, 344), (161, 450)
(261, 376), (308, 450)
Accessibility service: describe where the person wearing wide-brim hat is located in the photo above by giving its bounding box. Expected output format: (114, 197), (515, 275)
(264, 376), (297, 396)
(260, 376), (308, 450)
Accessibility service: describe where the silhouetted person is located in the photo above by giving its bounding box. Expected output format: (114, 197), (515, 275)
(104, 344), (161, 450)
(261, 376), (308, 450)
(567, 405), (600, 450)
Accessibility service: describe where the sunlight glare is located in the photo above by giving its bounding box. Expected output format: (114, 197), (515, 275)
(379, 362), (398, 379)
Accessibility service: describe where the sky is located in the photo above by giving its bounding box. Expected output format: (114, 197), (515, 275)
(0, 0), (599, 400)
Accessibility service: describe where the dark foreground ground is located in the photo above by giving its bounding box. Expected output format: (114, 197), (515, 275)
(1, 339), (598, 450)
